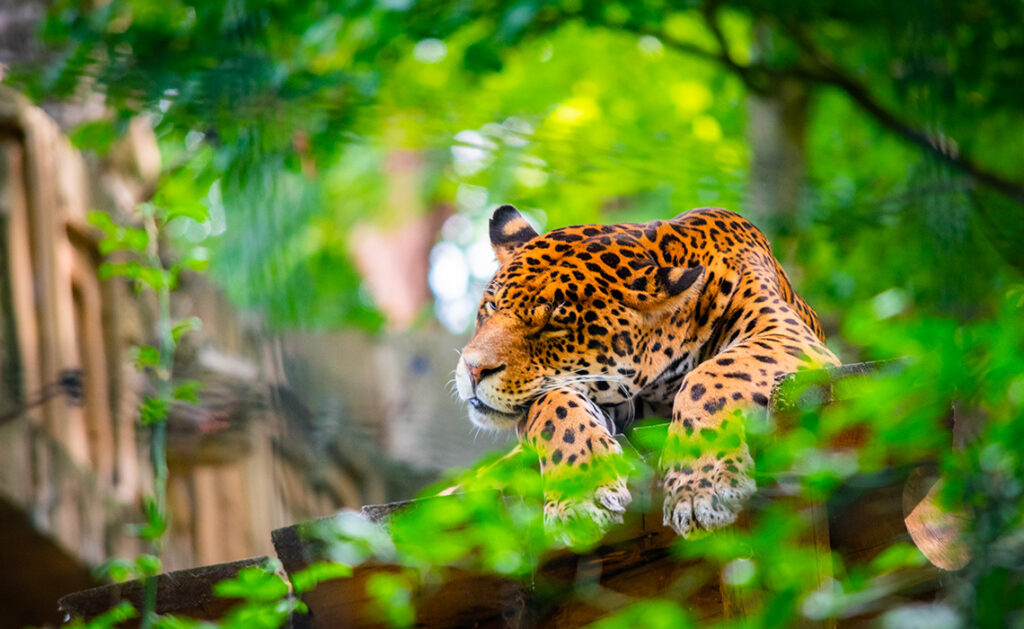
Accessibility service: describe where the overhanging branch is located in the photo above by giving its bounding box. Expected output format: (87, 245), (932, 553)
(778, 21), (1024, 203)
(642, 15), (1024, 204)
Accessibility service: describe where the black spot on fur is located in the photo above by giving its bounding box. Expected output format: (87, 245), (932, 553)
(611, 331), (634, 357)
(540, 420), (555, 441)
(703, 397), (727, 413)
(690, 383), (707, 401)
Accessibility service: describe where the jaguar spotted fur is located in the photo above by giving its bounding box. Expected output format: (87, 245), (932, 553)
(454, 206), (839, 537)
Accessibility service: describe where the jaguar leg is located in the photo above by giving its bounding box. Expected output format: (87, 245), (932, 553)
(662, 333), (839, 537)
(520, 388), (632, 537)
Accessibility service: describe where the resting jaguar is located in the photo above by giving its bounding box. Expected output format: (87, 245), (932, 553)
(455, 206), (839, 537)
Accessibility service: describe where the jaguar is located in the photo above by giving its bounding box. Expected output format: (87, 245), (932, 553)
(454, 205), (839, 537)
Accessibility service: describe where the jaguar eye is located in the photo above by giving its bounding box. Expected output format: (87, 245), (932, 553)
(535, 301), (572, 338)
(483, 301), (497, 314)
(538, 322), (569, 338)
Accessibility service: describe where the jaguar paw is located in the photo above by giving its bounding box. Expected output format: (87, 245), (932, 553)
(544, 479), (632, 545)
(661, 448), (756, 538)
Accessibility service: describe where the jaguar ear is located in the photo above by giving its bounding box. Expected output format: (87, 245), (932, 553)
(489, 205), (539, 265)
(621, 264), (705, 312)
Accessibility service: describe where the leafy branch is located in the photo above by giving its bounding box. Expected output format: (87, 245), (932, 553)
(88, 201), (210, 627)
(638, 3), (1024, 204)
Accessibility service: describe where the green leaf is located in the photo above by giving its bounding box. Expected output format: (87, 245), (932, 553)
(99, 261), (143, 280)
(131, 345), (161, 369)
(124, 227), (150, 252)
(366, 572), (415, 628)
(291, 561), (353, 593)
(140, 396), (169, 425)
(171, 317), (202, 342)
(165, 204), (212, 223)
(178, 247), (211, 273)
(69, 601), (137, 629)
(139, 496), (168, 542)
(868, 542), (927, 574)
(94, 557), (135, 583)
(172, 380), (202, 403)
(71, 120), (118, 153)
(217, 598), (303, 629)
(139, 267), (173, 290)
(213, 566), (290, 602)
(154, 171), (212, 224)
(88, 211), (150, 254)
(153, 614), (218, 629)
(87, 210), (118, 236)
(135, 553), (163, 577)
(589, 599), (694, 629)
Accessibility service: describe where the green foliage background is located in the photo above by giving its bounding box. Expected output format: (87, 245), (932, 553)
(14, 0), (1024, 627)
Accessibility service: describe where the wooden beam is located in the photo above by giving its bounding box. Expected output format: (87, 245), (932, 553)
(59, 362), (956, 627)
(58, 556), (271, 625)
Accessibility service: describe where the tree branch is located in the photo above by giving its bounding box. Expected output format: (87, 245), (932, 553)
(780, 21), (1024, 204)
(631, 26), (730, 68)
(639, 17), (1024, 204)
(699, 0), (765, 93)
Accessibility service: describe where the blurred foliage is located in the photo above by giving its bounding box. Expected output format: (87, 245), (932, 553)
(85, 201), (213, 627)
(13, 0), (1024, 627)
(16, 0), (1023, 328)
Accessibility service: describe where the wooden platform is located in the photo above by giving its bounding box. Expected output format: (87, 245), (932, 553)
(59, 363), (962, 627)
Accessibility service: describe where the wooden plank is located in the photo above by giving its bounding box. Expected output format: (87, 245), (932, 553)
(57, 361), (955, 627)
(273, 504), (528, 629)
(273, 483), (730, 629)
(0, 138), (41, 410)
(69, 241), (116, 488)
(58, 556), (271, 624)
(20, 104), (90, 465)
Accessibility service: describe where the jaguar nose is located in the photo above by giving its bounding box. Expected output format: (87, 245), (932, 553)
(465, 361), (506, 389)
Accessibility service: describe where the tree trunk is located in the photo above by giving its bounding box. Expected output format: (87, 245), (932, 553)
(746, 25), (811, 233)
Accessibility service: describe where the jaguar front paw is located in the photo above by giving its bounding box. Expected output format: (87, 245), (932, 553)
(543, 479), (632, 545)
(661, 447), (756, 538)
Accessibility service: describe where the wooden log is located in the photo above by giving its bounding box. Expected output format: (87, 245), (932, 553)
(61, 458), (944, 629)
(57, 361), (957, 627)
(58, 556), (271, 625)
(273, 509), (527, 629)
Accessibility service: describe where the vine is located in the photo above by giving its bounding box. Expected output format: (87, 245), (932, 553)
(77, 188), (336, 629)
(85, 201), (209, 627)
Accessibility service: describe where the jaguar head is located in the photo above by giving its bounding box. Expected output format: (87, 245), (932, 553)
(455, 206), (705, 430)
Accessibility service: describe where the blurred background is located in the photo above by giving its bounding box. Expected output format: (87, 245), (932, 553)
(0, 0), (1022, 626)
